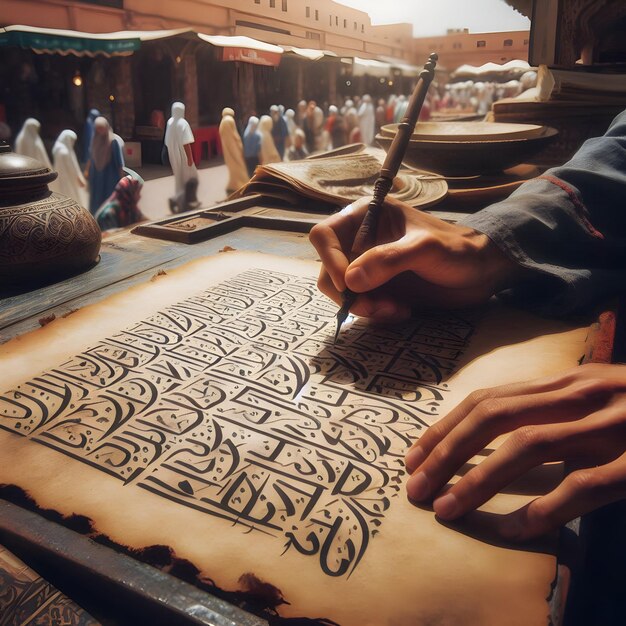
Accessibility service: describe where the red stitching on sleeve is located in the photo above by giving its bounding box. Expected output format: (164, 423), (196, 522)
(538, 175), (604, 239)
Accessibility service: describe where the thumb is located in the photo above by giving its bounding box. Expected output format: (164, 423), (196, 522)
(345, 238), (415, 293)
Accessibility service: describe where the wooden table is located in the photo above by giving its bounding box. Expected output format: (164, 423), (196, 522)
(0, 196), (621, 625)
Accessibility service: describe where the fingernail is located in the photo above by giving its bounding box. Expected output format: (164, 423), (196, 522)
(405, 446), (425, 473)
(406, 471), (429, 501)
(345, 267), (369, 291)
(433, 493), (458, 519)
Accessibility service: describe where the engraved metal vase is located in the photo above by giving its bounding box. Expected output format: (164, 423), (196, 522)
(0, 142), (101, 286)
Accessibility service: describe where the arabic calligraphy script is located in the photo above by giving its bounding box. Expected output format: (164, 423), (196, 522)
(0, 269), (474, 577)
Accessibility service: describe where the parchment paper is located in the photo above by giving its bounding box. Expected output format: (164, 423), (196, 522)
(0, 252), (589, 626)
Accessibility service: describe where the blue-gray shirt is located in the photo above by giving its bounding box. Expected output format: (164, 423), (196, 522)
(462, 109), (626, 315)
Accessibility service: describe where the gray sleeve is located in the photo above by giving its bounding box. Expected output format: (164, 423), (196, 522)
(460, 109), (626, 315)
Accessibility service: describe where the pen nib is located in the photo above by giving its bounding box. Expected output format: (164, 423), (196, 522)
(334, 289), (357, 344)
(334, 304), (350, 344)
(333, 319), (342, 344)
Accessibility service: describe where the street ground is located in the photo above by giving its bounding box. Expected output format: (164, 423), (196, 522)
(135, 156), (230, 221)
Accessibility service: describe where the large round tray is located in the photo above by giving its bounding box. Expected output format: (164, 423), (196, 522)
(380, 121), (552, 142)
(375, 127), (558, 176)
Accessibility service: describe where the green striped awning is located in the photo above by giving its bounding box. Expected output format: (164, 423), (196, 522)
(0, 26), (140, 57)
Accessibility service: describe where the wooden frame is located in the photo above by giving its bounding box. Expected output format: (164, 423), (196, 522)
(132, 194), (330, 244)
(529, 0), (561, 66)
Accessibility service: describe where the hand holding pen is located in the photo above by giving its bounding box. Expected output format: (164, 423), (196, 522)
(327, 53), (438, 341)
(309, 195), (519, 324)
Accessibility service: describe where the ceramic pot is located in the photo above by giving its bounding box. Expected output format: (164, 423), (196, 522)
(0, 142), (101, 285)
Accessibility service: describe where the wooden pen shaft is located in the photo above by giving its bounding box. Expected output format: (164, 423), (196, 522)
(337, 52), (438, 336)
(350, 176), (393, 257)
(350, 54), (438, 260)
(380, 61), (437, 180)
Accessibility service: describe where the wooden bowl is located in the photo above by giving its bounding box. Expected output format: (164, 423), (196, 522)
(375, 128), (558, 176)
(380, 121), (552, 142)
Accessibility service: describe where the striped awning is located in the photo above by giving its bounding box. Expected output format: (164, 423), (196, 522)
(0, 25), (141, 57)
(1, 26), (414, 72)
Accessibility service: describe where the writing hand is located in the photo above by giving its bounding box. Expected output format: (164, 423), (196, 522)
(405, 363), (626, 540)
(309, 196), (520, 322)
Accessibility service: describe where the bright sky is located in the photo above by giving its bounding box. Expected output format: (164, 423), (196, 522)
(336, 0), (530, 37)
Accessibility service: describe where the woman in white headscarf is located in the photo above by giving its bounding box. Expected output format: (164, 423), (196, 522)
(86, 117), (123, 214)
(344, 105), (360, 144)
(219, 107), (249, 194)
(243, 116), (261, 176)
(357, 95), (376, 146)
(51, 130), (87, 207)
(295, 100), (308, 128)
(164, 102), (198, 200)
(258, 115), (281, 165)
(393, 95), (408, 123)
(15, 118), (51, 168)
(284, 109), (297, 143)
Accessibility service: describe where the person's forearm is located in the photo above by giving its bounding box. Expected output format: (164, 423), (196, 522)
(461, 109), (626, 315)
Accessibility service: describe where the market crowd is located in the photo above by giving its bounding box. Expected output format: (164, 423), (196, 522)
(9, 70), (537, 231)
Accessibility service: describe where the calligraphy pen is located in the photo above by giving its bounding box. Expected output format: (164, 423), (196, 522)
(334, 52), (438, 344)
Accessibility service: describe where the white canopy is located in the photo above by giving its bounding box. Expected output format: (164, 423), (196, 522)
(451, 59), (534, 79)
(378, 55), (421, 76)
(198, 34), (283, 55)
(349, 56), (392, 77)
(281, 46), (337, 61)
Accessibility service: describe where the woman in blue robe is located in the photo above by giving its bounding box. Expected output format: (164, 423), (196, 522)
(86, 117), (123, 215)
(82, 108), (100, 165)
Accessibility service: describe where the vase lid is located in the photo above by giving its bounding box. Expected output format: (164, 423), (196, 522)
(0, 141), (57, 192)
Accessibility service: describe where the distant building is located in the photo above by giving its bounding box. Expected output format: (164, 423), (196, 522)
(413, 28), (530, 73)
(2, 0), (414, 61)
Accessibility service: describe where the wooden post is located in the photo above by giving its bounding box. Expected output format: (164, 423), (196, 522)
(112, 56), (134, 139)
(327, 61), (337, 105)
(181, 48), (199, 129)
(235, 62), (257, 120)
(296, 63), (304, 103)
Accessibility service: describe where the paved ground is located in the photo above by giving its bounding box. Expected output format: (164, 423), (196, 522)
(135, 157), (230, 221)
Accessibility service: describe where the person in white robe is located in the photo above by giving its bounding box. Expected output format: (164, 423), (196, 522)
(312, 104), (325, 152)
(15, 118), (51, 168)
(284, 109), (297, 143)
(51, 130), (87, 208)
(393, 95), (408, 123)
(295, 100), (307, 128)
(258, 115), (281, 165)
(219, 107), (249, 194)
(357, 94), (376, 146)
(164, 102), (199, 211)
(344, 105), (360, 143)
